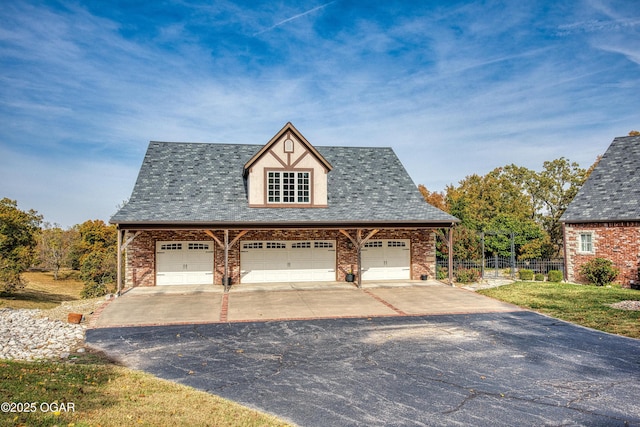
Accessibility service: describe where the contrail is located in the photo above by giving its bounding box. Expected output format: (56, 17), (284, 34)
(254, 1), (337, 36)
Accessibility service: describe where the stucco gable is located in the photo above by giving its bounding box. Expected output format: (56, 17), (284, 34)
(243, 122), (332, 175)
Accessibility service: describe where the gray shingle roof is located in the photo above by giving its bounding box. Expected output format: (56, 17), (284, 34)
(110, 142), (458, 226)
(561, 135), (640, 223)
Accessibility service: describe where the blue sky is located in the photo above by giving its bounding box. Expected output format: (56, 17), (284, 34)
(1, 0), (638, 227)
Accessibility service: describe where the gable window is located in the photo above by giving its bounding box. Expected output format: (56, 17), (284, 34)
(268, 171), (310, 203)
(579, 233), (594, 253)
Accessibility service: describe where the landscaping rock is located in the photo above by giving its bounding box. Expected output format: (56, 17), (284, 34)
(0, 308), (85, 361)
(609, 300), (640, 311)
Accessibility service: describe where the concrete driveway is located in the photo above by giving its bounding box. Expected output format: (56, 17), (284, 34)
(86, 311), (640, 426)
(91, 281), (521, 328)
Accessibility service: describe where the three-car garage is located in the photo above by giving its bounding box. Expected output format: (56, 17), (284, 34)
(155, 239), (412, 285)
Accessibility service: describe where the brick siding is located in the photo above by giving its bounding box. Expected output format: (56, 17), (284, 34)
(123, 229), (436, 287)
(564, 222), (640, 287)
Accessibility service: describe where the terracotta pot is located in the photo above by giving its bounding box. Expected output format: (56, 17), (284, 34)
(67, 313), (83, 324)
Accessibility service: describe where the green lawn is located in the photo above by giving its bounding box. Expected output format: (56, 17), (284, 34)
(1, 272), (291, 427)
(478, 281), (640, 339)
(1, 352), (290, 427)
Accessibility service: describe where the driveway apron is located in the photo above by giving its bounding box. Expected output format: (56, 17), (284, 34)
(91, 282), (520, 327)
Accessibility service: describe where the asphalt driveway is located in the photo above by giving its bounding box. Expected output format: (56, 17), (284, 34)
(86, 311), (640, 426)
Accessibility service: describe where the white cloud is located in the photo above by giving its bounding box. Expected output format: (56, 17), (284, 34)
(1, 0), (639, 222)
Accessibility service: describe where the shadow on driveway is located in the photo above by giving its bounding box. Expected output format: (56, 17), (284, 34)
(86, 311), (640, 426)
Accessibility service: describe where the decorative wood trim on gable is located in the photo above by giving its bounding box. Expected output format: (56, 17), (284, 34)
(245, 122), (330, 208)
(243, 122), (332, 175)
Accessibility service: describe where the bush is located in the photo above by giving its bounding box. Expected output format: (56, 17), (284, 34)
(437, 267), (448, 280)
(579, 258), (619, 286)
(79, 250), (115, 298)
(547, 270), (563, 282)
(80, 281), (109, 299)
(534, 273), (545, 281)
(0, 263), (24, 295)
(518, 269), (534, 280)
(455, 268), (481, 283)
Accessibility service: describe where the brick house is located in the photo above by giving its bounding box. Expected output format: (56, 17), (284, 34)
(561, 135), (640, 287)
(110, 122), (458, 291)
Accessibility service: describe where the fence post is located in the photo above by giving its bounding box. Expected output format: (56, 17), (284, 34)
(510, 232), (516, 279)
(481, 232), (485, 279)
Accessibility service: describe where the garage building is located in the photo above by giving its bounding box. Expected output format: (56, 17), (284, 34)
(110, 122), (458, 290)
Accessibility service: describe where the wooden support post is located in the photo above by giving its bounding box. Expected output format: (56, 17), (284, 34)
(224, 230), (229, 292)
(356, 230), (362, 288)
(116, 228), (123, 295)
(339, 228), (379, 289)
(448, 227), (454, 286)
(204, 230), (247, 291)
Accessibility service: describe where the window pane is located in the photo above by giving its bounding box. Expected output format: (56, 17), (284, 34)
(268, 172), (280, 203)
(283, 172), (295, 203)
(580, 234), (592, 252)
(297, 172), (310, 203)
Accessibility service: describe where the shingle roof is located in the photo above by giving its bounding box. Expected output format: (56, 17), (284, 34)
(561, 135), (640, 223)
(110, 141), (458, 226)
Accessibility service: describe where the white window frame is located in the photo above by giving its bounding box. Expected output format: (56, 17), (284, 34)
(267, 171), (310, 204)
(578, 232), (594, 254)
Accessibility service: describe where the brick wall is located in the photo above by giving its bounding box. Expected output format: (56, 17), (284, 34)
(564, 222), (640, 286)
(123, 228), (437, 287)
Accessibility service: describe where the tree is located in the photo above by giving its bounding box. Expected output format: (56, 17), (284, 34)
(443, 167), (542, 258)
(532, 158), (589, 256)
(629, 130), (640, 136)
(80, 249), (116, 298)
(483, 214), (546, 258)
(0, 198), (42, 293)
(418, 185), (447, 211)
(36, 223), (78, 280)
(70, 220), (117, 298)
(68, 219), (117, 270)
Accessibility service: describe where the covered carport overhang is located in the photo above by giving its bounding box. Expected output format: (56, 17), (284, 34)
(114, 219), (458, 293)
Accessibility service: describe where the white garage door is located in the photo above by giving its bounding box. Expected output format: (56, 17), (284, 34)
(362, 239), (411, 280)
(240, 240), (336, 283)
(156, 241), (214, 285)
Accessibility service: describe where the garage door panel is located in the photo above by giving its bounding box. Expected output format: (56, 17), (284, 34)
(156, 241), (214, 285)
(362, 240), (410, 280)
(240, 240), (336, 283)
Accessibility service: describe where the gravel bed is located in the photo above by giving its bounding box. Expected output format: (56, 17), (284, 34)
(609, 300), (640, 311)
(1, 297), (109, 361)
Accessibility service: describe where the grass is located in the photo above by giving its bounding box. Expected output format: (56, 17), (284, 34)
(0, 270), (84, 310)
(1, 272), (291, 427)
(478, 281), (640, 339)
(0, 352), (289, 427)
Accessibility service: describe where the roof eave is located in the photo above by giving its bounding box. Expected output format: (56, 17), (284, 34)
(561, 217), (640, 224)
(112, 219), (459, 231)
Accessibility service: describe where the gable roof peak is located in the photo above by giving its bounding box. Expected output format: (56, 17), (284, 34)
(243, 122), (333, 175)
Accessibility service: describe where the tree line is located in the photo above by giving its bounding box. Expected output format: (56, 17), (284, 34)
(420, 156), (599, 260)
(0, 197), (116, 297)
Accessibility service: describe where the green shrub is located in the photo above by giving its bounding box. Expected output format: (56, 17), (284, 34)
(80, 281), (109, 299)
(455, 268), (481, 283)
(547, 270), (563, 282)
(79, 250), (115, 298)
(579, 258), (619, 286)
(437, 267), (448, 280)
(518, 269), (534, 280)
(534, 273), (545, 281)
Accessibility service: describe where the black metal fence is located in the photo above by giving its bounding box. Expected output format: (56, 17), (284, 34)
(436, 257), (564, 280)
